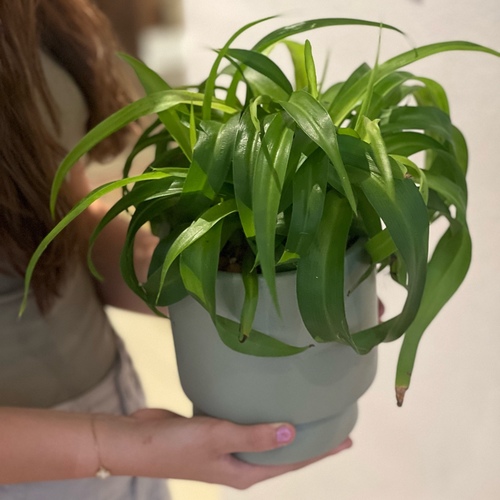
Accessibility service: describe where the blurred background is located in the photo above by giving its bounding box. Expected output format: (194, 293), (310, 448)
(90, 0), (500, 499)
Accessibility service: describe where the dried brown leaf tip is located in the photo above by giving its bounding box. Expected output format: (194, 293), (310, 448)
(396, 386), (408, 407)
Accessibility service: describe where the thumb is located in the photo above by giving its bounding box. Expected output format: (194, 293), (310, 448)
(219, 422), (296, 453)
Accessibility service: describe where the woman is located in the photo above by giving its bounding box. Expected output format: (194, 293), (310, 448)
(0, 1), (350, 498)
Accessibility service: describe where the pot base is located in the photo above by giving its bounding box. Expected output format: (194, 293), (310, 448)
(235, 404), (357, 465)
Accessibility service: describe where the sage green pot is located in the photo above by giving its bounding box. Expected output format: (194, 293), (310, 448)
(168, 242), (378, 465)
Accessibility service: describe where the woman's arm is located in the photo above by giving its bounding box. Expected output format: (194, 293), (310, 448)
(0, 408), (96, 483)
(68, 163), (161, 314)
(0, 407), (351, 487)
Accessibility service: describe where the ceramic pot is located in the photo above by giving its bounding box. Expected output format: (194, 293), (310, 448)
(168, 242), (378, 465)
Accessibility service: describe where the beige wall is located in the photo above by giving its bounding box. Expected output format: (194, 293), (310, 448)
(95, 0), (183, 56)
(177, 1), (500, 499)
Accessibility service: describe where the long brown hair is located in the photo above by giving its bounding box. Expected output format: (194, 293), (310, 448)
(0, 0), (132, 310)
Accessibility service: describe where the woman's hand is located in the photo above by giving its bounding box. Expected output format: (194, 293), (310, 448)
(97, 408), (352, 490)
(0, 407), (350, 486)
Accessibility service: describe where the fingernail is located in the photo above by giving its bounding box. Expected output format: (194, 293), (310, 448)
(275, 425), (293, 444)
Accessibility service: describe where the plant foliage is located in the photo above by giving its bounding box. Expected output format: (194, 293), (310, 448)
(23, 18), (499, 404)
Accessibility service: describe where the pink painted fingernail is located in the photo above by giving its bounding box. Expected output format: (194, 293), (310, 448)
(276, 425), (293, 444)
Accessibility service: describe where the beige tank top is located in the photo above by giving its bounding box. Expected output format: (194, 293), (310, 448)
(0, 52), (117, 407)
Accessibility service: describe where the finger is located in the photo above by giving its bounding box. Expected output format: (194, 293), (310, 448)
(262, 437), (353, 477)
(131, 408), (182, 421)
(322, 437), (353, 456)
(229, 437), (353, 489)
(378, 299), (385, 322)
(214, 421), (296, 454)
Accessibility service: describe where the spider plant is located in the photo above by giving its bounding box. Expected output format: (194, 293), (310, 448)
(22, 17), (499, 405)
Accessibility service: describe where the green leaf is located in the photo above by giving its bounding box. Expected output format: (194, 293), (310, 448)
(280, 90), (357, 212)
(330, 41), (500, 126)
(297, 191), (354, 346)
(144, 230), (188, 307)
(380, 106), (454, 143)
(395, 222), (471, 406)
(337, 133), (372, 183)
(233, 108), (259, 208)
(325, 63), (370, 118)
(363, 118), (395, 199)
(120, 198), (174, 310)
(413, 76), (450, 114)
(304, 40), (319, 99)
(225, 48), (293, 95)
(286, 149), (328, 255)
(189, 104), (197, 150)
(233, 108), (260, 237)
(356, 187), (382, 237)
(214, 315), (310, 356)
(51, 91), (236, 214)
(87, 177), (183, 279)
(181, 161), (216, 202)
(119, 52), (172, 93)
(282, 40), (308, 91)
(383, 131), (446, 157)
(364, 228), (397, 263)
(119, 53), (192, 159)
(239, 251), (259, 341)
(243, 68), (291, 102)
(121, 121), (166, 181)
(253, 18), (405, 52)
(194, 115), (240, 194)
(352, 175), (429, 351)
(365, 70), (414, 118)
(20, 172), (168, 316)
(202, 16), (276, 120)
(450, 126), (468, 175)
(180, 222), (222, 317)
(426, 172), (467, 223)
(157, 200), (238, 302)
(390, 154), (429, 202)
(253, 112), (294, 312)
(427, 150), (468, 212)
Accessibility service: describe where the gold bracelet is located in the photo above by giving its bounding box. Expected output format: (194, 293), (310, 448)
(90, 415), (111, 479)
